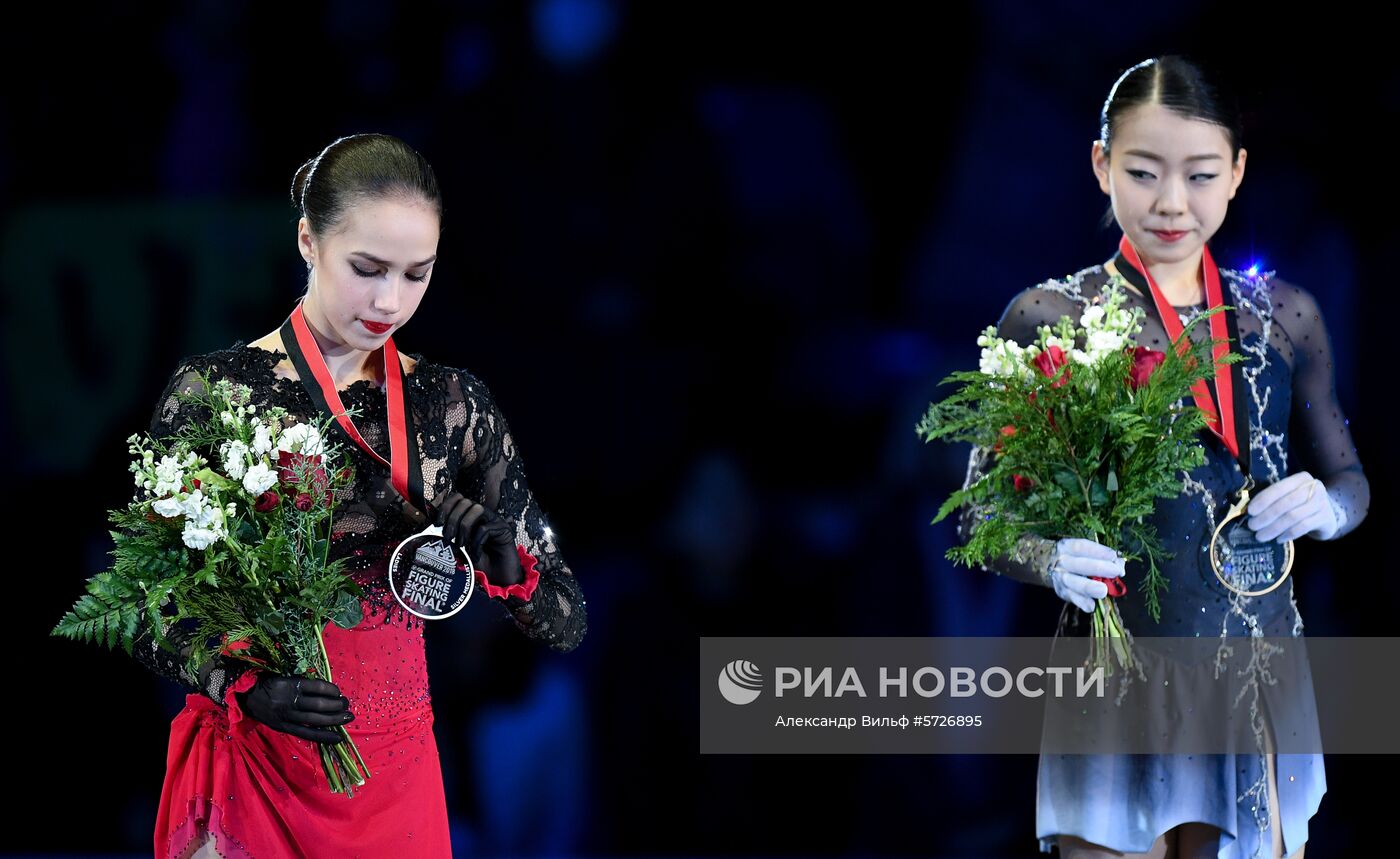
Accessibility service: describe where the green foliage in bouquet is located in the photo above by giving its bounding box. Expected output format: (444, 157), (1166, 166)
(917, 283), (1245, 627)
(52, 368), (372, 794)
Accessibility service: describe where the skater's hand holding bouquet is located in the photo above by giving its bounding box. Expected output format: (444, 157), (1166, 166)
(52, 368), (372, 795)
(916, 282), (1243, 672)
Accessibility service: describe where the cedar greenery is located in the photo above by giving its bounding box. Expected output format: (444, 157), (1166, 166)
(917, 284), (1245, 671)
(52, 369), (372, 795)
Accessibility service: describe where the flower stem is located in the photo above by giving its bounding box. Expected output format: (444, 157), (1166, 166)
(313, 616), (371, 792)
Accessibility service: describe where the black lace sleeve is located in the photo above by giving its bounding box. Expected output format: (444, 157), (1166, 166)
(454, 370), (587, 652)
(1271, 278), (1370, 540)
(128, 357), (255, 707)
(954, 285), (1086, 588)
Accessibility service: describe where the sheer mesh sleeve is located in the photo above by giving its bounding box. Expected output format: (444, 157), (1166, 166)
(454, 371), (587, 652)
(1271, 278), (1370, 540)
(957, 443), (1058, 588)
(954, 285), (1085, 587)
(128, 358), (256, 707)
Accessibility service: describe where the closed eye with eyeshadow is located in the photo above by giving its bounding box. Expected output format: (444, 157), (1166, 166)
(351, 263), (428, 282)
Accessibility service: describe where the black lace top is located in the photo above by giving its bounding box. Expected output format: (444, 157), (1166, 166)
(131, 341), (587, 706)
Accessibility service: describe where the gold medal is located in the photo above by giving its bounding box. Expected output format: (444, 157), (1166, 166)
(1114, 238), (1296, 600)
(1208, 476), (1294, 597)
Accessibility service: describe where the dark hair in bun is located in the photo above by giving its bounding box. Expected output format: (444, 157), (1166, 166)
(292, 133), (443, 239)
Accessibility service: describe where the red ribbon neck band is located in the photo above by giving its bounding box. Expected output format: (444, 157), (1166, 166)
(1116, 234), (1239, 460)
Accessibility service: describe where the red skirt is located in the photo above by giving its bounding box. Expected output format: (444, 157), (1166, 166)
(153, 601), (451, 858)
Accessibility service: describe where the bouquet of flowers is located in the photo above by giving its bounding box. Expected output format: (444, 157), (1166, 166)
(52, 371), (372, 795)
(916, 281), (1244, 672)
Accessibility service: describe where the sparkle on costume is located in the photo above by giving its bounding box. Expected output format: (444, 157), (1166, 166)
(135, 341), (588, 857)
(954, 262), (1368, 859)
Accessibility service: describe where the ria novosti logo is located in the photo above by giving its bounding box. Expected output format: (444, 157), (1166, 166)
(716, 660), (1107, 705)
(718, 660), (763, 704)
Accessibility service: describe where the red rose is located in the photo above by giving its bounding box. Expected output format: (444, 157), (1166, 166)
(254, 490), (280, 512)
(992, 424), (1017, 455)
(218, 636), (271, 667)
(294, 492), (314, 511)
(1012, 473), (1035, 492)
(1090, 575), (1127, 598)
(278, 450), (329, 494)
(1033, 345), (1072, 388)
(220, 637), (250, 657)
(1126, 346), (1167, 391)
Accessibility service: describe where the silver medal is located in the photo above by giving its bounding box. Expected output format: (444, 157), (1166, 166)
(387, 525), (475, 620)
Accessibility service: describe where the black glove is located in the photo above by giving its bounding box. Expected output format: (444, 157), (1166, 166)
(233, 673), (355, 744)
(432, 491), (523, 587)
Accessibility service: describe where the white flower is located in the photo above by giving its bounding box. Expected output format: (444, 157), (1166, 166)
(1043, 333), (1076, 355)
(195, 500), (224, 530)
(251, 424), (274, 457)
(153, 455), (185, 497)
(180, 487), (207, 517)
(1015, 347), (1042, 383)
(243, 461), (279, 496)
(1080, 305), (1106, 329)
(979, 339), (1027, 379)
(151, 495), (186, 518)
(1085, 329), (1128, 364)
(182, 523), (224, 550)
(180, 491), (229, 549)
(1106, 308), (1137, 336)
(976, 326), (1037, 379)
(220, 439), (250, 480)
(277, 422), (324, 456)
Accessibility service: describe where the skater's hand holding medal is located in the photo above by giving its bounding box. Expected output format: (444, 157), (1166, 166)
(388, 491), (530, 620)
(1246, 471), (1340, 543)
(434, 491), (524, 586)
(1114, 236), (1307, 598)
(276, 299), (538, 621)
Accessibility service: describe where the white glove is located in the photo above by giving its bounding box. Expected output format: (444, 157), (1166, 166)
(1046, 537), (1126, 613)
(1246, 472), (1343, 542)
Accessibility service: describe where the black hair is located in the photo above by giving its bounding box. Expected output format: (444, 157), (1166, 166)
(291, 133), (443, 256)
(1097, 55), (1245, 230)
